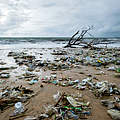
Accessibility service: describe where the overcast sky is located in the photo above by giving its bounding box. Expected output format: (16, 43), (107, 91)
(0, 0), (120, 37)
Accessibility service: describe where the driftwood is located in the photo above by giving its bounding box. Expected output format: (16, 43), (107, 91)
(64, 26), (98, 49)
(54, 92), (65, 107)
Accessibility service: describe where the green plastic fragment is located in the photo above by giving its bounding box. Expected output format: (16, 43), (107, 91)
(116, 68), (120, 73)
(64, 106), (82, 111)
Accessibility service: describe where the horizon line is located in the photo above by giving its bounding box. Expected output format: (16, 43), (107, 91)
(0, 36), (120, 38)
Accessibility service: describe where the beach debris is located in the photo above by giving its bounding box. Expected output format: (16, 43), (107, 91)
(0, 66), (17, 71)
(28, 79), (38, 85)
(39, 114), (49, 119)
(101, 100), (115, 109)
(8, 52), (36, 69)
(42, 74), (120, 97)
(40, 92), (91, 119)
(1, 45), (119, 120)
(116, 68), (120, 73)
(107, 109), (120, 120)
(53, 91), (61, 102)
(0, 67), (11, 70)
(107, 66), (116, 71)
(0, 72), (10, 78)
(114, 73), (120, 78)
(64, 26), (94, 48)
(0, 79), (6, 84)
(7, 48), (120, 73)
(0, 61), (6, 65)
(101, 97), (120, 120)
(95, 71), (105, 75)
(24, 116), (38, 120)
(9, 102), (27, 120)
(51, 50), (67, 55)
(0, 86), (34, 111)
(14, 102), (25, 115)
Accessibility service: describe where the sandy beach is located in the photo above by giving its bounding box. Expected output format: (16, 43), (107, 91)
(0, 44), (120, 120)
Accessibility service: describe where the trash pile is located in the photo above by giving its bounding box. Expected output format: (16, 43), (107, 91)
(0, 86), (34, 111)
(101, 97), (120, 120)
(39, 92), (91, 120)
(41, 74), (74, 87)
(75, 49), (120, 67)
(40, 48), (120, 71)
(51, 49), (120, 68)
(7, 49), (120, 72)
(8, 52), (36, 71)
(19, 71), (39, 81)
(46, 55), (82, 70)
(18, 71), (39, 85)
(76, 79), (120, 97)
(42, 75), (120, 98)
(47, 61), (70, 71)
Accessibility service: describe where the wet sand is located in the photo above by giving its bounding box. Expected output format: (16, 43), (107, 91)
(0, 47), (120, 120)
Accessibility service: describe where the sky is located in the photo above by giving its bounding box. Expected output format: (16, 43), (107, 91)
(0, 0), (120, 37)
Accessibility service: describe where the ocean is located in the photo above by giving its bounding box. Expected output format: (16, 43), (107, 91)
(0, 37), (120, 50)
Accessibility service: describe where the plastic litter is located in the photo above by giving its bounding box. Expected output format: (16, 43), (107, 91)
(14, 102), (24, 115)
(28, 79), (38, 85)
(107, 109), (120, 120)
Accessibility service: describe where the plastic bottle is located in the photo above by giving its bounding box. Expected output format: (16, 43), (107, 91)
(14, 102), (24, 115)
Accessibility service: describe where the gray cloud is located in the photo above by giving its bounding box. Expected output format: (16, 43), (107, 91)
(0, 0), (30, 36)
(0, 0), (120, 37)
